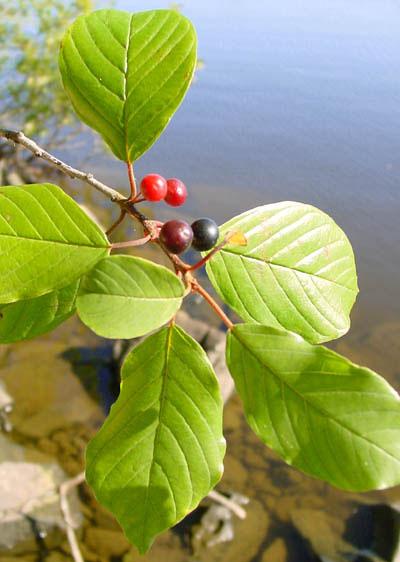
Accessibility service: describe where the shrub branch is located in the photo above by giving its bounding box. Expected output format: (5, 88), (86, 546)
(0, 128), (234, 328)
(0, 129), (126, 202)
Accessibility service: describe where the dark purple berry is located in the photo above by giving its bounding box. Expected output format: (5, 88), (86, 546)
(159, 220), (193, 254)
(191, 218), (219, 251)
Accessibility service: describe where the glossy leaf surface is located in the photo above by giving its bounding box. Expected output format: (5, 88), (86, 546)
(59, 9), (197, 162)
(86, 325), (225, 552)
(206, 202), (358, 343)
(0, 183), (109, 303)
(76, 255), (184, 338)
(226, 323), (400, 491)
(0, 280), (79, 343)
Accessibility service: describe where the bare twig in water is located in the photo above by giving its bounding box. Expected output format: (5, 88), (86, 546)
(208, 490), (247, 519)
(59, 471), (85, 562)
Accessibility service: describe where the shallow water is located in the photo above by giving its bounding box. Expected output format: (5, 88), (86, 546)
(1, 311), (400, 562)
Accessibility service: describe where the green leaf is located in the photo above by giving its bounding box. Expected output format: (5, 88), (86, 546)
(206, 202), (358, 344)
(226, 323), (400, 492)
(0, 280), (80, 343)
(59, 9), (197, 162)
(0, 183), (109, 303)
(86, 325), (225, 553)
(76, 255), (185, 339)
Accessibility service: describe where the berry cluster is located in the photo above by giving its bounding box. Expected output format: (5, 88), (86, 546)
(140, 174), (187, 207)
(160, 217), (219, 255)
(139, 174), (219, 255)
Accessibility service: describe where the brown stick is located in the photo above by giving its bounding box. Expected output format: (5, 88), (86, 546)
(0, 129), (126, 202)
(208, 490), (247, 519)
(59, 472), (85, 562)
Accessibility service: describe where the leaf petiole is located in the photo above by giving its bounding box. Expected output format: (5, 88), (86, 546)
(186, 231), (246, 272)
(111, 235), (151, 249)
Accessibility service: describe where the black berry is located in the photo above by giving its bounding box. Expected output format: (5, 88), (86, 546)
(191, 218), (219, 251)
(159, 220), (193, 254)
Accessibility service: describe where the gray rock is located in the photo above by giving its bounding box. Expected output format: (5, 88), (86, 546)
(176, 310), (235, 403)
(0, 458), (82, 550)
(0, 435), (55, 465)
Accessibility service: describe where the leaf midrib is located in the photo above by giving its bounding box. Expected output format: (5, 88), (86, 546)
(123, 13), (134, 161)
(81, 292), (182, 302)
(220, 249), (357, 293)
(142, 325), (174, 546)
(232, 328), (400, 465)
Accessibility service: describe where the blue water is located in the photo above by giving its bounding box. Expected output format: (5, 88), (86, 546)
(88, 0), (400, 328)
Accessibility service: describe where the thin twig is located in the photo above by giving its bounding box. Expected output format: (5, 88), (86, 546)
(186, 231), (247, 272)
(106, 209), (127, 236)
(111, 235), (151, 249)
(0, 130), (194, 276)
(0, 129), (236, 324)
(208, 490), (247, 520)
(186, 235), (232, 272)
(59, 472), (85, 562)
(0, 129), (126, 202)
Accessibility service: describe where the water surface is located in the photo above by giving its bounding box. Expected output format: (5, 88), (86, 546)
(79, 0), (400, 331)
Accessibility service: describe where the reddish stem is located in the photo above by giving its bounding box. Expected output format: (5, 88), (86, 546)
(186, 234), (235, 272)
(111, 235), (151, 249)
(106, 209), (127, 236)
(127, 162), (137, 199)
(192, 282), (233, 330)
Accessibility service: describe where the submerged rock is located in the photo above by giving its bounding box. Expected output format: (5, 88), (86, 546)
(192, 492), (249, 549)
(192, 498), (269, 562)
(344, 504), (400, 562)
(261, 538), (288, 562)
(291, 508), (357, 561)
(84, 527), (131, 558)
(0, 380), (13, 432)
(291, 504), (400, 562)
(0, 339), (103, 439)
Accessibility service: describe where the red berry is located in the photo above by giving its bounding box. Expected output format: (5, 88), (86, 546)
(159, 220), (193, 255)
(165, 178), (187, 207)
(140, 174), (167, 202)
